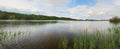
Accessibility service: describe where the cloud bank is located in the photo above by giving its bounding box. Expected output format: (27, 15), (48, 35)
(0, 0), (120, 19)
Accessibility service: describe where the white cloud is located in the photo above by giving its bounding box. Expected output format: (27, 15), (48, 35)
(0, 0), (120, 19)
(0, 0), (71, 12)
(114, 0), (120, 6)
(67, 0), (120, 19)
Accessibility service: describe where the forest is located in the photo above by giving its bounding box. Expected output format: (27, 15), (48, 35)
(109, 16), (120, 23)
(0, 11), (76, 20)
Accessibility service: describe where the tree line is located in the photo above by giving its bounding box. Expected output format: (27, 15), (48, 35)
(0, 11), (76, 20)
(109, 16), (120, 22)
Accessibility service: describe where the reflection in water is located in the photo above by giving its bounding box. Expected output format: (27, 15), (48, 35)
(109, 21), (120, 26)
(0, 31), (74, 49)
(0, 20), (119, 49)
(0, 20), (58, 26)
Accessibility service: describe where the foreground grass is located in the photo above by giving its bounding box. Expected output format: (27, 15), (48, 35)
(0, 31), (30, 42)
(60, 27), (120, 49)
(0, 27), (120, 49)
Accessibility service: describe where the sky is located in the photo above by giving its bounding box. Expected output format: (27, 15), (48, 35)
(0, 0), (120, 19)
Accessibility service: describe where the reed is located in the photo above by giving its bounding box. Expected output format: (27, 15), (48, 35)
(60, 27), (120, 49)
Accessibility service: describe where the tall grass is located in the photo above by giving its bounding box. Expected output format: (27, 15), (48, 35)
(60, 27), (120, 49)
(0, 31), (27, 41)
(0, 31), (31, 49)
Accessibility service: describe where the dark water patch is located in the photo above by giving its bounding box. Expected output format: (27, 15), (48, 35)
(0, 31), (76, 49)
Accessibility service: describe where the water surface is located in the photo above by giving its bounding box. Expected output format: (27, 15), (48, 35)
(0, 20), (120, 49)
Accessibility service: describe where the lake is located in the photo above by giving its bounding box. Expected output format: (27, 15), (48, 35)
(0, 20), (120, 49)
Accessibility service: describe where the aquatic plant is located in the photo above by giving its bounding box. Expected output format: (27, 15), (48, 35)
(60, 27), (120, 49)
(0, 31), (31, 49)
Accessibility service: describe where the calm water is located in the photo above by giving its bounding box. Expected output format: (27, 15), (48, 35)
(0, 20), (120, 49)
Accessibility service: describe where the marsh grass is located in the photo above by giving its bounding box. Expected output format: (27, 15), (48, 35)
(0, 31), (30, 44)
(60, 27), (120, 49)
(0, 31), (31, 49)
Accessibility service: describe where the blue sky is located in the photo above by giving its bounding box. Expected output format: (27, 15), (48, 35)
(71, 0), (96, 6)
(0, 0), (120, 19)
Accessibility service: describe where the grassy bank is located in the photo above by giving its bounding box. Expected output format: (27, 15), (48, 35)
(60, 27), (120, 49)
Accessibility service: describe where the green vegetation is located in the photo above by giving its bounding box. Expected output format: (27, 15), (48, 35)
(109, 16), (120, 23)
(60, 27), (120, 49)
(0, 31), (30, 42)
(0, 27), (120, 49)
(0, 11), (76, 20)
